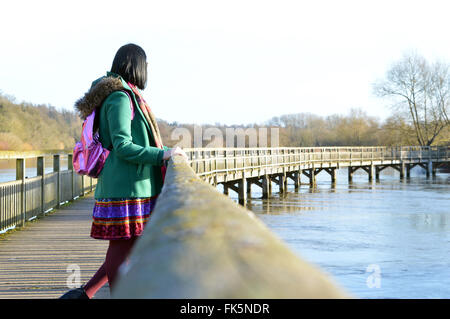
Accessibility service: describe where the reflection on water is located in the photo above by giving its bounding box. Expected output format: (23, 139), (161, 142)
(228, 167), (450, 299)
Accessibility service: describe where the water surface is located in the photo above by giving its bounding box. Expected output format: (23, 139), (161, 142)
(230, 168), (450, 299)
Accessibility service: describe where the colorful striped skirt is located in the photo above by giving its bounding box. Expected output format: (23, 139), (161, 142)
(90, 195), (159, 240)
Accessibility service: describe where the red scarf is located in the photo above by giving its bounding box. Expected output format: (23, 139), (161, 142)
(128, 83), (166, 182)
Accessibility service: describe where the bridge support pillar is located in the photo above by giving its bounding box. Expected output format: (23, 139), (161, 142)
(426, 161), (432, 178)
(262, 174), (271, 199)
(247, 180), (252, 196)
(238, 173), (247, 205)
(348, 166), (355, 183)
(331, 168), (337, 184)
(432, 162), (437, 177)
(294, 170), (301, 191)
(223, 183), (229, 196)
(369, 164), (375, 182)
(399, 162), (405, 180)
(375, 166), (380, 181)
(269, 176), (272, 194)
(279, 173), (286, 193)
(282, 167), (288, 192)
(406, 164), (411, 179)
(310, 169), (316, 188)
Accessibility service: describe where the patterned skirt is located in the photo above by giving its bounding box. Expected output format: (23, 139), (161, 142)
(90, 195), (159, 240)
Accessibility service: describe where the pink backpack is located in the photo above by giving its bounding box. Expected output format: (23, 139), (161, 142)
(73, 90), (134, 178)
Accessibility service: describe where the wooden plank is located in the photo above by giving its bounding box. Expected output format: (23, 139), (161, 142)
(0, 193), (109, 299)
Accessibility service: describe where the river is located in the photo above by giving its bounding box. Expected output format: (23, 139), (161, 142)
(0, 158), (68, 183)
(228, 167), (450, 299)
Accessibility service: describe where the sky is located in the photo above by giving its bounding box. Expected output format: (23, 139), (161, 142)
(1, 0), (450, 125)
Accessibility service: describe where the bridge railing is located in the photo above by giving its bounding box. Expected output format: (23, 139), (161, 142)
(0, 151), (96, 234)
(184, 146), (450, 177)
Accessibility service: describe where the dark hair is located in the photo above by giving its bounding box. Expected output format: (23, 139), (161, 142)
(111, 43), (148, 90)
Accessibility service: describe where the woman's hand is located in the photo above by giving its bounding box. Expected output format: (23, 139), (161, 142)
(163, 146), (189, 161)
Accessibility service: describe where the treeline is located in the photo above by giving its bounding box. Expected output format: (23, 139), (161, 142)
(0, 94), (82, 151)
(264, 109), (449, 147)
(0, 94), (449, 151)
(158, 108), (450, 148)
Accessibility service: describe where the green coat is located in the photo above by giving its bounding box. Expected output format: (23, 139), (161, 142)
(86, 72), (168, 198)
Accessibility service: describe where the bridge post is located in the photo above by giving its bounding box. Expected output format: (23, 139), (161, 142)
(310, 168), (316, 188)
(298, 169), (303, 188)
(67, 154), (74, 201)
(53, 155), (61, 208)
(269, 174), (273, 194)
(37, 156), (45, 215)
(294, 170), (301, 191)
(426, 161), (432, 178)
(246, 179), (252, 196)
(426, 146), (432, 178)
(375, 166), (380, 181)
(399, 162), (405, 180)
(283, 168), (288, 192)
(432, 162), (437, 177)
(223, 183), (229, 196)
(262, 174), (271, 199)
(368, 164), (374, 182)
(348, 167), (353, 183)
(239, 172), (247, 205)
(330, 168), (337, 184)
(406, 164), (411, 179)
(277, 173), (285, 193)
(16, 158), (26, 227)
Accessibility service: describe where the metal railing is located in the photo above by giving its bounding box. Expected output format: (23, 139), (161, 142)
(0, 152), (96, 234)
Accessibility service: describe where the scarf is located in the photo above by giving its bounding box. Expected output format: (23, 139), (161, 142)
(128, 83), (167, 182)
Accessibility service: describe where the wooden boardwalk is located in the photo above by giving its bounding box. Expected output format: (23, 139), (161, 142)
(0, 193), (110, 299)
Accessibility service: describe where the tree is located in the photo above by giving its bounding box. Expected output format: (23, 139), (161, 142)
(374, 52), (450, 146)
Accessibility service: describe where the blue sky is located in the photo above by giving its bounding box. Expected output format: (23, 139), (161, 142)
(1, 0), (450, 125)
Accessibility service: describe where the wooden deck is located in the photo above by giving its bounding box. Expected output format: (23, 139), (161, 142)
(0, 193), (110, 299)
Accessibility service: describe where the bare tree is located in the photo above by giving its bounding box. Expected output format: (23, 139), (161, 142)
(374, 52), (450, 146)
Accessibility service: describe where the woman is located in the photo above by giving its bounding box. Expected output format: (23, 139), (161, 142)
(60, 43), (187, 299)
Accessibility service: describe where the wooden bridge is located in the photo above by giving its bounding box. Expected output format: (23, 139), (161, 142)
(185, 146), (450, 204)
(0, 146), (449, 298)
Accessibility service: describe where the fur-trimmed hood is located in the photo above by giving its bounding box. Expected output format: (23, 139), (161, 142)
(75, 76), (124, 119)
